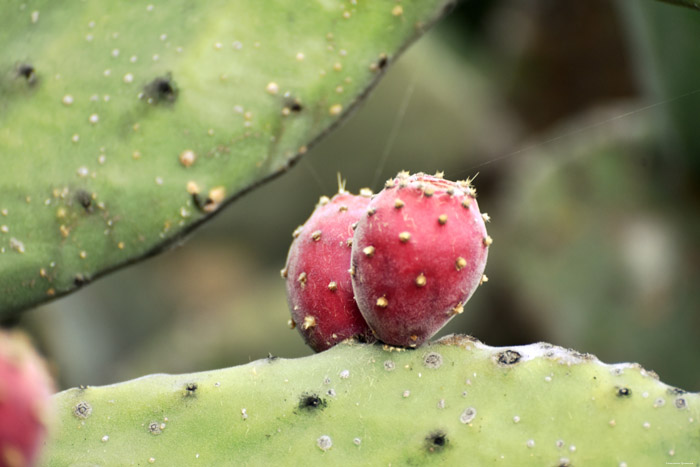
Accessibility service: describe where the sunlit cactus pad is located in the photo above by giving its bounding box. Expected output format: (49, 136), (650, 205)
(0, 0), (453, 315)
(44, 335), (699, 465)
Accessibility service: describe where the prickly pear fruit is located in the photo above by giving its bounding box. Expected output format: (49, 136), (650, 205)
(0, 331), (54, 467)
(283, 189), (376, 352)
(351, 172), (490, 347)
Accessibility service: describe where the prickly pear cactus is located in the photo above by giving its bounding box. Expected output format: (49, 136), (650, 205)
(44, 335), (699, 465)
(0, 0), (454, 315)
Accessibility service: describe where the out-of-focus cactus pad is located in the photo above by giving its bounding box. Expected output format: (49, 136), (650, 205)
(0, 0), (453, 315)
(44, 336), (699, 465)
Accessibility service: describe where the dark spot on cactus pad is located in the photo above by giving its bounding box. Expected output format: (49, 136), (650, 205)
(148, 422), (162, 435)
(377, 55), (389, 70)
(192, 191), (221, 213)
(667, 387), (686, 396)
(284, 98), (303, 113)
(299, 393), (327, 411)
(144, 74), (178, 103)
(191, 192), (213, 213)
(557, 460), (572, 467)
(266, 353), (279, 362)
(185, 382), (198, 395)
(496, 350), (521, 366)
(423, 352), (443, 369)
(616, 387), (631, 397)
(675, 398), (687, 410)
(73, 274), (90, 287)
(425, 430), (448, 452)
(191, 193), (203, 209)
(16, 63), (37, 85)
(75, 189), (93, 213)
(73, 401), (92, 419)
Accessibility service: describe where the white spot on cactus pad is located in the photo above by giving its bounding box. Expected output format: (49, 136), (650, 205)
(329, 104), (342, 115)
(316, 435), (332, 451)
(179, 150), (196, 167)
(460, 407), (476, 424)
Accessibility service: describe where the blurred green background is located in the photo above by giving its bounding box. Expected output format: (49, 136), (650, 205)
(19, 0), (700, 391)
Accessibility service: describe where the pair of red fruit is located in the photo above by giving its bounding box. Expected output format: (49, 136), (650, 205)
(283, 171), (491, 352)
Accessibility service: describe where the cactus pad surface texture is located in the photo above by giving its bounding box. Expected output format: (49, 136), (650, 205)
(0, 0), (453, 315)
(44, 335), (699, 466)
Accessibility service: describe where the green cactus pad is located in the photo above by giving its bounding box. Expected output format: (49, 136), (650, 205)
(43, 335), (700, 465)
(0, 0), (453, 315)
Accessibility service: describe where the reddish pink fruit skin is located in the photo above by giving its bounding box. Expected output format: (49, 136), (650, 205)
(284, 192), (376, 352)
(0, 331), (54, 467)
(351, 173), (489, 347)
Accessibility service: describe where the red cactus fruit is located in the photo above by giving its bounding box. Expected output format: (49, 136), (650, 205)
(351, 172), (491, 347)
(283, 189), (376, 352)
(0, 330), (54, 467)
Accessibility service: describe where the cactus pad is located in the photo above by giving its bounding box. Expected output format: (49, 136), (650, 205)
(44, 336), (699, 465)
(0, 0), (454, 315)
